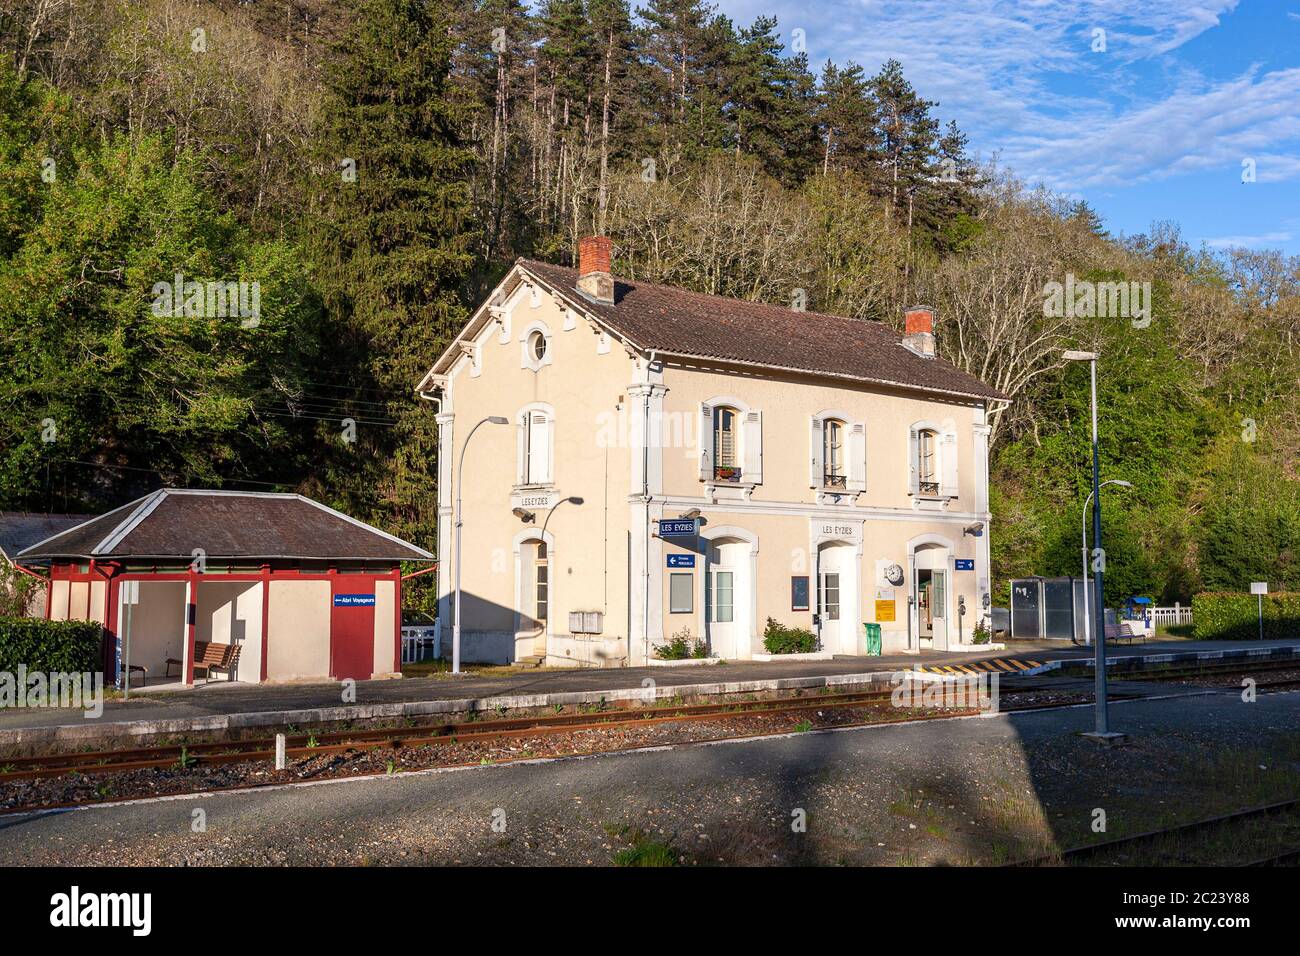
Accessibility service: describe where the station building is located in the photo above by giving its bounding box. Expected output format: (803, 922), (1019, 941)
(16, 489), (433, 686)
(416, 237), (1008, 667)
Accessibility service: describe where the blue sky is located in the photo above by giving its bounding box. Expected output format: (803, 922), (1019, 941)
(717, 0), (1300, 255)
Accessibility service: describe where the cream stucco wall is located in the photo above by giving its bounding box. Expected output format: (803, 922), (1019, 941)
(196, 580), (263, 683)
(435, 276), (636, 665)
(372, 578), (396, 676)
(659, 360), (984, 508)
(124, 581), (187, 680)
(48, 579), (69, 620)
(266, 579), (330, 681)
(432, 267), (995, 667)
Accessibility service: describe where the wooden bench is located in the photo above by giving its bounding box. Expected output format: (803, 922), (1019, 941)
(165, 641), (242, 682)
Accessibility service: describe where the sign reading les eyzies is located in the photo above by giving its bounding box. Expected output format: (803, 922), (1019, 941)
(658, 518), (698, 537)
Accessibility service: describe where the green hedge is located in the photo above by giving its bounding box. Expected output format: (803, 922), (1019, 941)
(0, 617), (104, 673)
(1191, 592), (1300, 641)
(762, 617), (818, 655)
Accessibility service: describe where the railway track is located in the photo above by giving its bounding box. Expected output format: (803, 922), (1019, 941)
(2, 657), (1294, 818)
(1010, 798), (1300, 867)
(0, 686), (946, 785)
(1091, 656), (1300, 683)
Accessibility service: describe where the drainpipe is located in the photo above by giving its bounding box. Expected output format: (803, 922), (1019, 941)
(642, 351), (655, 665)
(400, 563), (439, 581)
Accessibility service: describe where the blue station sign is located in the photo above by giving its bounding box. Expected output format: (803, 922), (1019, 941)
(954, 559), (975, 571)
(334, 593), (377, 607)
(658, 518), (698, 537)
(667, 553), (696, 568)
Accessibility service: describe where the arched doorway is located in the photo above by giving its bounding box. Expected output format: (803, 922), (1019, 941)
(816, 541), (859, 655)
(513, 529), (554, 663)
(911, 540), (951, 651)
(705, 537), (750, 659)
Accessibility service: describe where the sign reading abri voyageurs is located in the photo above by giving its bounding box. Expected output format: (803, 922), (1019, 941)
(333, 594), (376, 607)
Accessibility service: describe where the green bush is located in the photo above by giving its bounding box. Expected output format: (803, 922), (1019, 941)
(654, 628), (708, 660)
(762, 617), (818, 655)
(1191, 592), (1300, 641)
(0, 617), (104, 673)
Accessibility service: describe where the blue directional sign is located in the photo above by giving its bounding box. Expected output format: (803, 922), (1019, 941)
(334, 593), (376, 607)
(658, 518), (698, 537)
(667, 553), (696, 568)
(954, 559), (975, 571)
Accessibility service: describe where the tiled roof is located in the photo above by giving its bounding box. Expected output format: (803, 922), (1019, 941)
(16, 490), (433, 563)
(514, 259), (1008, 402)
(0, 513), (93, 560)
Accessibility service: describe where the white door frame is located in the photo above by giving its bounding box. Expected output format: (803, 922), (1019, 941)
(512, 528), (556, 661)
(908, 533), (954, 652)
(809, 520), (864, 655)
(699, 526), (758, 660)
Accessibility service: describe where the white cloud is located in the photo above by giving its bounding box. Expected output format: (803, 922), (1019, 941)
(720, 0), (1300, 194)
(1204, 231), (1294, 249)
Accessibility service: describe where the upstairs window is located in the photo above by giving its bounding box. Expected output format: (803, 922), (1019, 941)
(713, 406), (740, 481)
(918, 428), (939, 494)
(700, 400), (762, 484)
(909, 423), (957, 498)
(810, 413), (864, 493)
(518, 408), (553, 486)
(823, 419), (846, 489)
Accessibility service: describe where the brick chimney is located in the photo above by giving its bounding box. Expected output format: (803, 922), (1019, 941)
(576, 235), (615, 305)
(901, 305), (935, 358)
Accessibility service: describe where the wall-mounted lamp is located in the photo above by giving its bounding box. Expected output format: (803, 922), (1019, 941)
(512, 508), (535, 523)
(963, 522), (984, 536)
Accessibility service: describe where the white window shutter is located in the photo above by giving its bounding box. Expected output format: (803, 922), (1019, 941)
(529, 414), (552, 484)
(516, 415), (527, 485)
(809, 416), (823, 488)
(699, 403), (713, 481)
(908, 425), (920, 496)
(847, 423), (866, 492)
(940, 430), (958, 496)
(743, 410), (763, 483)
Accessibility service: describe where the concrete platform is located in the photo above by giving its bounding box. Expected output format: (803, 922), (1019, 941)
(0, 638), (1296, 749)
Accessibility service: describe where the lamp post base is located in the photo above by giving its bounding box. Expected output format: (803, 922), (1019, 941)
(1082, 730), (1128, 747)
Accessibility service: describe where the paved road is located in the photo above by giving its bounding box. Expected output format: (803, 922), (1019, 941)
(2, 685), (1295, 866)
(2, 638), (1291, 733)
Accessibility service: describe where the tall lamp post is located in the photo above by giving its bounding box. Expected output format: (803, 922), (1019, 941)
(540, 496), (584, 544)
(1080, 479), (1133, 647)
(1063, 350), (1126, 744)
(453, 415), (509, 674)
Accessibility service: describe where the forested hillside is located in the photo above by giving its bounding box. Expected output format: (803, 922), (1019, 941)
(1, 0), (1297, 607)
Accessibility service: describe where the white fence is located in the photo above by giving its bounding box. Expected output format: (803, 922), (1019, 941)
(401, 633), (439, 664)
(1151, 604), (1193, 628)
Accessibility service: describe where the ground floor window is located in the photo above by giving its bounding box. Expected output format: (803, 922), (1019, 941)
(819, 572), (841, 621)
(710, 570), (734, 623)
(535, 542), (548, 625)
(669, 573), (694, 613)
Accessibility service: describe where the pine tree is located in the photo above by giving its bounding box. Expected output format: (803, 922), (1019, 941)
(310, 0), (476, 543)
(868, 58), (939, 218)
(817, 60), (880, 180)
(727, 16), (818, 184)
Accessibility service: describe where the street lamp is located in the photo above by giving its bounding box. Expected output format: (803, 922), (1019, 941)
(540, 496), (584, 543)
(1063, 349), (1125, 744)
(1080, 479), (1133, 647)
(453, 415), (509, 675)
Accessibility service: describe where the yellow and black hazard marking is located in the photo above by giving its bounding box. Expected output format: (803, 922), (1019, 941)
(918, 658), (1046, 675)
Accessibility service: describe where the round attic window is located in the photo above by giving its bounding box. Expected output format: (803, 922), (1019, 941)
(528, 330), (548, 364)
